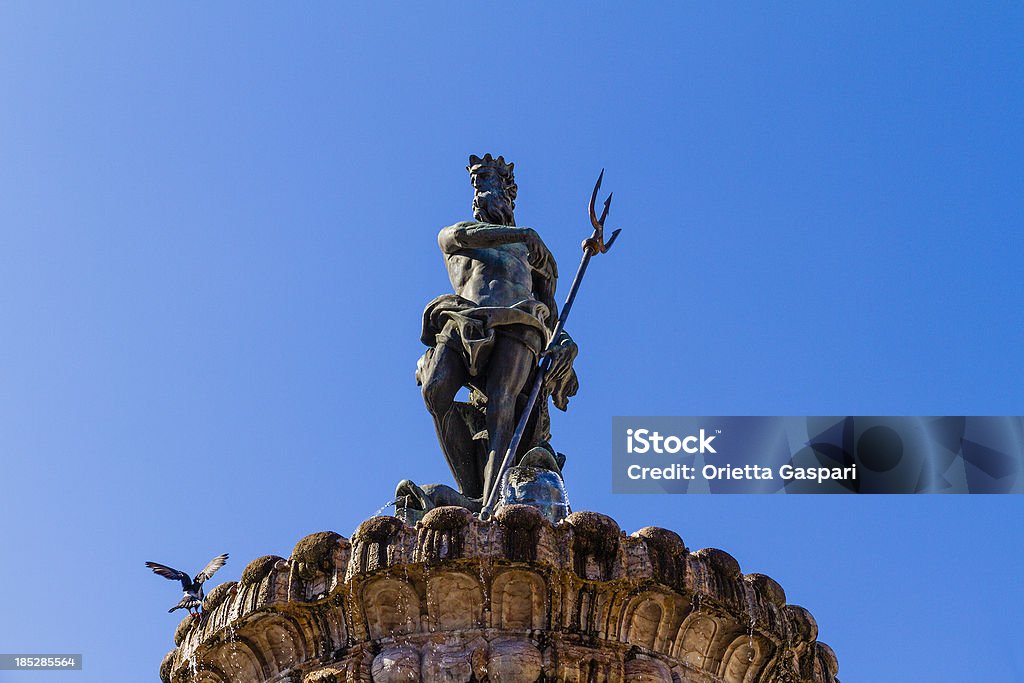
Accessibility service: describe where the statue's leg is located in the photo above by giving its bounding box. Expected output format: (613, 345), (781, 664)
(481, 334), (536, 506)
(421, 343), (482, 499)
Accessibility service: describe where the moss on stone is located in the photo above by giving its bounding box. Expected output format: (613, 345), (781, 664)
(353, 515), (405, 543)
(159, 649), (175, 683)
(421, 506), (473, 531)
(203, 581), (237, 611)
(292, 531), (343, 570)
(240, 555), (284, 586)
(173, 614), (198, 646)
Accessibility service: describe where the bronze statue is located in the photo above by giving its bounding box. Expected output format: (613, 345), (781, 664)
(398, 155), (619, 523)
(414, 154), (579, 510)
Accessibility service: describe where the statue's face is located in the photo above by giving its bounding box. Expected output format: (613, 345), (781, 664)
(471, 168), (515, 225)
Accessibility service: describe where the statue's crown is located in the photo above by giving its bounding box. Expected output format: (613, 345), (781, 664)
(467, 153), (515, 181)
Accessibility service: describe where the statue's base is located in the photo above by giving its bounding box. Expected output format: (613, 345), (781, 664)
(162, 507), (839, 683)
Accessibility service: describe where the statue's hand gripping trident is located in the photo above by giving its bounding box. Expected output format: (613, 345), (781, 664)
(479, 170), (622, 520)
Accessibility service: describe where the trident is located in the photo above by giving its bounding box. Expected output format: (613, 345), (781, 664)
(479, 170), (622, 520)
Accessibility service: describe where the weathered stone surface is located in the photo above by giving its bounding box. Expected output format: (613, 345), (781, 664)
(372, 646), (421, 683)
(421, 638), (482, 683)
(202, 581), (236, 612)
(634, 527), (687, 588)
(495, 503), (544, 562)
(292, 531), (343, 573)
(350, 515), (413, 577)
(815, 642), (840, 679)
(163, 511), (840, 683)
(160, 649), (175, 683)
(624, 655), (672, 682)
(421, 506), (475, 531)
(354, 516), (406, 543)
(289, 531), (350, 602)
(303, 664), (346, 683)
(173, 613), (198, 646)
(240, 555), (284, 586)
(785, 604), (819, 642)
(746, 572), (787, 607)
(488, 638), (542, 682)
(564, 511), (621, 581)
(418, 506), (474, 563)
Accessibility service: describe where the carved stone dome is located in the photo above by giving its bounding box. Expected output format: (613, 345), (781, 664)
(163, 509), (839, 683)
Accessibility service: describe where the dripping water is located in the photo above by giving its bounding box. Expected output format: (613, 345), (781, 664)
(373, 498), (400, 517)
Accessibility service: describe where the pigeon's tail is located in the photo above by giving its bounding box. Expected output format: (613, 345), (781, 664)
(170, 594), (202, 613)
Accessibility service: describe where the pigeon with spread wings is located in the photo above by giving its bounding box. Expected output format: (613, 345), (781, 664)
(146, 553), (228, 615)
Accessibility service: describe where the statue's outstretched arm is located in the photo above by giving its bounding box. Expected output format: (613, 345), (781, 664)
(438, 222), (549, 263)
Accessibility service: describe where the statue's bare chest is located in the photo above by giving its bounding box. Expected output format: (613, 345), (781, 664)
(447, 244), (532, 285)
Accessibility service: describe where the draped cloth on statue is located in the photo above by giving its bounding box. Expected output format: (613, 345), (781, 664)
(417, 294), (578, 410)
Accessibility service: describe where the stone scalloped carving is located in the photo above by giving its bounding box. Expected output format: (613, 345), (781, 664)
(418, 506), (474, 563)
(289, 531), (351, 602)
(292, 532), (344, 573)
(161, 511), (840, 683)
(202, 582), (237, 612)
(565, 511), (622, 582)
(634, 527), (687, 589)
(495, 504), (544, 562)
(240, 555), (285, 586)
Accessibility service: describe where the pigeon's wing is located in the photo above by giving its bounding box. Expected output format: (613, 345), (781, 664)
(146, 562), (192, 590)
(193, 553), (228, 585)
(168, 594), (202, 613)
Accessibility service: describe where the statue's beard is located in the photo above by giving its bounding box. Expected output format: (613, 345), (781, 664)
(473, 191), (515, 226)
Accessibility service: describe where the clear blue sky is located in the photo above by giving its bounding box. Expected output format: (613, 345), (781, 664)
(1, 3), (1022, 681)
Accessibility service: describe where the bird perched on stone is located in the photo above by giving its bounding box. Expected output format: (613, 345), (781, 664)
(146, 553), (228, 615)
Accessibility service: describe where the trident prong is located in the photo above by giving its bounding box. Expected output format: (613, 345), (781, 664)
(585, 170), (620, 255)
